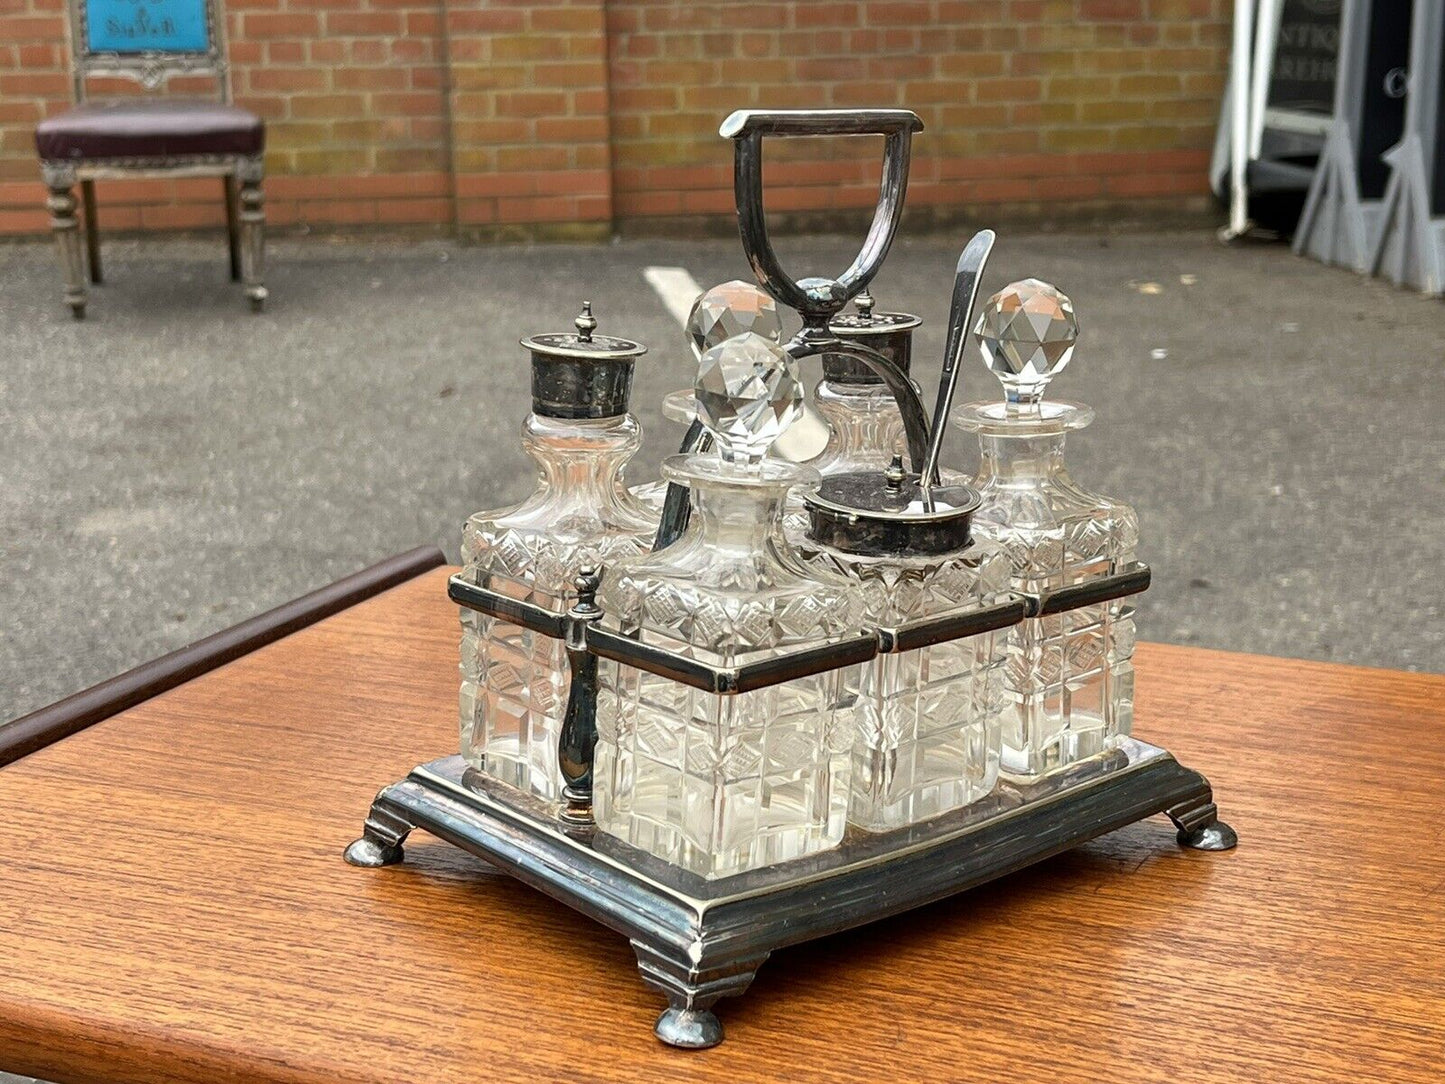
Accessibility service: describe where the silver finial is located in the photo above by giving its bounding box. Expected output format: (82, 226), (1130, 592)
(574, 301), (597, 343)
(884, 453), (906, 490)
(855, 290), (875, 323)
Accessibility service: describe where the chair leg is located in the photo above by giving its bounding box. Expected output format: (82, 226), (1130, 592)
(46, 179), (88, 319)
(223, 176), (241, 283)
(238, 171), (267, 313)
(81, 179), (102, 285)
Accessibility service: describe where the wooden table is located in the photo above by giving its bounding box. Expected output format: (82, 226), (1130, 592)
(0, 566), (1441, 1083)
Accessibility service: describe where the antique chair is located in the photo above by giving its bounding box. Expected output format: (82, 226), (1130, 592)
(35, 0), (266, 318)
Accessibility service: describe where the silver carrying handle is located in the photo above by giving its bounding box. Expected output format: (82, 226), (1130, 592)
(721, 108), (922, 329)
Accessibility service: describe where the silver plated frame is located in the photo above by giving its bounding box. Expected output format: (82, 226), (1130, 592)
(353, 561), (1235, 1049)
(41, 0), (265, 317)
(347, 741), (1234, 1049)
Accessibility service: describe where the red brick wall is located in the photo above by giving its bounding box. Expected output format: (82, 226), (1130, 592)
(607, 0), (1229, 226)
(0, 0), (1229, 238)
(0, 0), (65, 234)
(447, 0), (614, 239)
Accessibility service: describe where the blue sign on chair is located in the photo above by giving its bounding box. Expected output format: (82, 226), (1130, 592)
(85, 0), (211, 54)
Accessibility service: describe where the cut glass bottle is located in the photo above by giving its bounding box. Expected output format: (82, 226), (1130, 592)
(594, 331), (862, 879)
(955, 279), (1138, 778)
(801, 526), (1009, 830)
(630, 281), (785, 515)
(459, 306), (656, 801)
(810, 293), (919, 478)
(786, 295), (961, 537)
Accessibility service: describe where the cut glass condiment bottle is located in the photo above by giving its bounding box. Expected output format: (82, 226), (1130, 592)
(954, 279), (1138, 778)
(459, 304), (657, 801)
(594, 330), (862, 879)
(800, 461), (1008, 830)
(811, 291), (921, 477)
(785, 292), (970, 539)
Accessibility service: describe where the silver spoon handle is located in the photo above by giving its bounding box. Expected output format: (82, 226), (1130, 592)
(922, 229), (995, 488)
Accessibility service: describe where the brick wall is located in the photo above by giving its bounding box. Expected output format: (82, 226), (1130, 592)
(447, 0), (614, 239)
(0, 0), (1229, 238)
(1, 0), (452, 233)
(608, 0), (1229, 228)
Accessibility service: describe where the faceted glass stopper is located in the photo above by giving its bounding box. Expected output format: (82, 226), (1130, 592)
(973, 278), (1078, 408)
(687, 280), (783, 361)
(695, 332), (802, 466)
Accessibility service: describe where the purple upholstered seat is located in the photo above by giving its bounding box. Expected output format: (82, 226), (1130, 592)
(36, 99), (264, 162)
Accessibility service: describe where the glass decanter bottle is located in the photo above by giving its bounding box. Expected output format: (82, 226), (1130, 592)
(459, 304), (657, 800)
(784, 292), (971, 538)
(801, 457), (1009, 830)
(954, 280), (1138, 778)
(593, 331), (863, 879)
(811, 291), (920, 477)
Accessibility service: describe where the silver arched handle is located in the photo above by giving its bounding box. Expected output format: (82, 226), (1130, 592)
(721, 109), (922, 328)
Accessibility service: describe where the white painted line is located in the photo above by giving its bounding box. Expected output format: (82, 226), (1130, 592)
(643, 266), (702, 326)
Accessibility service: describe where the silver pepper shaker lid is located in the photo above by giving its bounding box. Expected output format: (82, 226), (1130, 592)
(822, 291), (922, 385)
(521, 302), (647, 420)
(803, 457), (980, 558)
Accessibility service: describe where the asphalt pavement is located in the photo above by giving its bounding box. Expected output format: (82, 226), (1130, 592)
(2, 226), (1442, 726)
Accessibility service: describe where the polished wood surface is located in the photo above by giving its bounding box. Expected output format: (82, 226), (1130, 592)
(0, 546), (445, 767)
(0, 567), (1440, 1083)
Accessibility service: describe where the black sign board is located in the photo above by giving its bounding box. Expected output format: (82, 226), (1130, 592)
(1268, 0), (1342, 116)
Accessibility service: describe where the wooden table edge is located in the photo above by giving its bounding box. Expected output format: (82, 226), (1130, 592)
(0, 544), (447, 769)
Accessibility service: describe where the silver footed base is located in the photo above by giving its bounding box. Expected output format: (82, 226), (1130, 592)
(1179, 819), (1238, 851)
(344, 743), (1234, 1049)
(654, 1007), (723, 1049)
(343, 836), (404, 867)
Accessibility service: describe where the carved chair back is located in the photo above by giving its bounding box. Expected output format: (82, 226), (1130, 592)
(67, 0), (231, 103)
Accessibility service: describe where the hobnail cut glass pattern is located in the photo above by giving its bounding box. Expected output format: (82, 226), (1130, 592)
(969, 428), (1138, 778)
(695, 332), (803, 466)
(802, 539), (1010, 830)
(974, 278), (1078, 407)
(593, 462), (863, 879)
(685, 280), (784, 360)
(460, 413), (656, 801)
(628, 478), (671, 518)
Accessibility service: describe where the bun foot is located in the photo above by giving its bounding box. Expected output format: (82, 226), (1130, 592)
(654, 1007), (723, 1049)
(344, 835), (404, 867)
(1179, 819), (1238, 851)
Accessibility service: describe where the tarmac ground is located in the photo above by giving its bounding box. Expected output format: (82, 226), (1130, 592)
(1, 226), (1442, 727)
